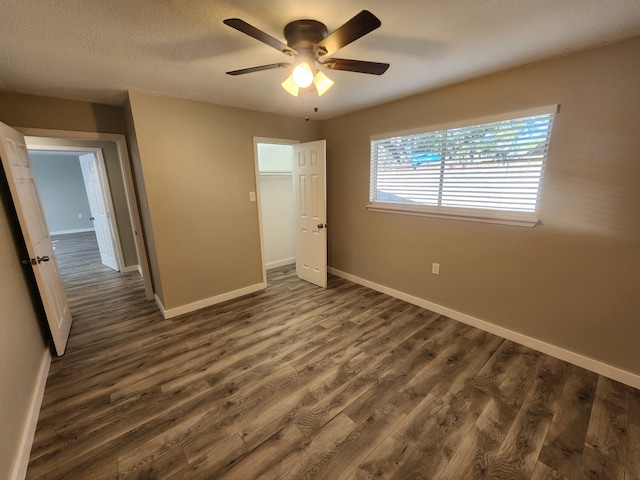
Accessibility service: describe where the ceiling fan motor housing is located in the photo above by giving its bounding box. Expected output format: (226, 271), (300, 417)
(284, 20), (329, 56)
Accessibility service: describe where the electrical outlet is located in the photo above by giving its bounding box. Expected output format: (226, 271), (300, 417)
(78, 213), (83, 219)
(432, 263), (440, 275)
(249, 191), (256, 202)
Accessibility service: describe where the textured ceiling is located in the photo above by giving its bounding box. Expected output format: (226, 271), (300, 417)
(1, 0), (639, 120)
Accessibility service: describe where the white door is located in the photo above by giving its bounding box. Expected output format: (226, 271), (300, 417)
(293, 140), (327, 288)
(79, 153), (120, 271)
(0, 122), (72, 355)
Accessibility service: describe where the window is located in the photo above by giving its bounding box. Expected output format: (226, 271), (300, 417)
(368, 105), (558, 226)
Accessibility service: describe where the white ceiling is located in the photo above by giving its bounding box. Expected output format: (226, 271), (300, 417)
(1, 0), (639, 120)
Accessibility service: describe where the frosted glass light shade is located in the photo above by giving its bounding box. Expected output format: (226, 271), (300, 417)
(281, 74), (300, 97)
(313, 71), (334, 96)
(292, 63), (313, 88)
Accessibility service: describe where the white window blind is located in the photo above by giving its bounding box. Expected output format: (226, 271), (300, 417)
(369, 106), (557, 226)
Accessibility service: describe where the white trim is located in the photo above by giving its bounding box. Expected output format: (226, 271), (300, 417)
(154, 294), (166, 317)
(121, 264), (139, 273)
(50, 227), (95, 235)
(253, 137), (300, 146)
(366, 203), (539, 228)
(266, 257), (296, 270)
(156, 282), (267, 319)
(370, 104), (559, 141)
(11, 350), (51, 480)
(328, 267), (640, 390)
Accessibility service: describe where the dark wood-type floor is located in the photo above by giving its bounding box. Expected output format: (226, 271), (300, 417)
(27, 232), (639, 479)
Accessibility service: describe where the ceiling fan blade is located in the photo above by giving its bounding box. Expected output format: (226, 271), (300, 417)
(226, 63), (290, 76)
(224, 18), (293, 54)
(317, 10), (382, 56)
(322, 58), (389, 75)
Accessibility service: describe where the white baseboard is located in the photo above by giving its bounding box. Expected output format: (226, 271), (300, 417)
(154, 294), (165, 316)
(156, 282), (267, 319)
(328, 267), (640, 389)
(49, 228), (95, 236)
(120, 264), (139, 273)
(12, 349), (51, 480)
(266, 257), (295, 270)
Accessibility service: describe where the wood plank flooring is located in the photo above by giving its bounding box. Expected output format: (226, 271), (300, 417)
(28, 232), (640, 479)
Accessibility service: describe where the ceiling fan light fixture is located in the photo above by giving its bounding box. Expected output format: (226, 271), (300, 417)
(282, 69), (334, 97)
(313, 70), (334, 96)
(292, 62), (314, 88)
(226, 11), (388, 99)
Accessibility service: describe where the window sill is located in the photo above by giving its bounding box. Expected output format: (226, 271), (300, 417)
(366, 202), (539, 227)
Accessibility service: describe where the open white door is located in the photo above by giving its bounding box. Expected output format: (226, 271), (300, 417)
(0, 122), (72, 355)
(79, 152), (120, 271)
(293, 140), (327, 288)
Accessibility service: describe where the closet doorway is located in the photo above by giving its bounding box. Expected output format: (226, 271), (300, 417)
(254, 138), (296, 284)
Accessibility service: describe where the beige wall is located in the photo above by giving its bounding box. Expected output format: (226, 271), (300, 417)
(0, 176), (48, 479)
(321, 36), (640, 376)
(0, 92), (138, 267)
(127, 91), (320, 310)
(0, 91), (127, 134)
(124, 98), (163, 300)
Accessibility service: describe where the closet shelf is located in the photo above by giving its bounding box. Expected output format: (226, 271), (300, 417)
(259, 171), (292, 176)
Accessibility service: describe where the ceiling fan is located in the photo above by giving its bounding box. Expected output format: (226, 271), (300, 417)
(223, 10), (389, 97)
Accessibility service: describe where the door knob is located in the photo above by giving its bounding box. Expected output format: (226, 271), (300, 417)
(317, 224), (327, 229)
(37, 256), (50, 263)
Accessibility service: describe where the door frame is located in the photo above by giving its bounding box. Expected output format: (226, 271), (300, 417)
(18, 127), (153, 301)
(253, 136), (299, 285)
(30, 145), (125, 272)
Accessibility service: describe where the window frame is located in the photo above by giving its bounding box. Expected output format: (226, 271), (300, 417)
(367, 105), (559, 227)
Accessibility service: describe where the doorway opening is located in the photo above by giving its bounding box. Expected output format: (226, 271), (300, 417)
(20, 128), (153, 301)
(254, 137), (327, 288)
(29, 147), (125, 273)
(255, 140), (296, 283)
